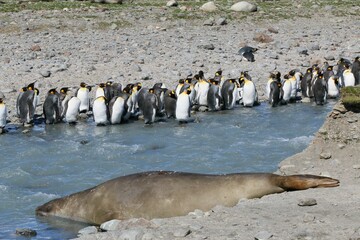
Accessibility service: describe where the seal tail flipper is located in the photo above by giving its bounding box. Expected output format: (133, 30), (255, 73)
(278, 174), (340, 191)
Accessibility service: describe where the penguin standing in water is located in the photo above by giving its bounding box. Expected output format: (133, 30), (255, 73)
(269, 80), (283, 107)
(239, 73), (258, 107)
(164, 90), (177, 118)
(128, 82), (142, 115)
(108, 95), (127, 125)
(93, 96), (109, 126)
(327, 76), (340, 99)
(18, 81), (39, 126)
(176, 87), (192, 122)
(323, 65), (334, 82)
(312, 73), (327, 105)
(43, 88), (61, 124)
(194, 71), (210, 107)
(65, 97), (81, 124)
(266, 71), (281, 100)
(282, 74), (292, 103)
(352, 56), (360, 86)
(342, 64), (355, 87)
(140, 88), (159, 124)
(0, 97), (7, 133)
(288, 70), (302, 102)
(16, 87), (27, 117)
(59, 87), (71, 121)
(207, 79), (221, 111)
(301, 68), (312, 98)
(76, 82), (92, 114)
(221, 79), (238, 110)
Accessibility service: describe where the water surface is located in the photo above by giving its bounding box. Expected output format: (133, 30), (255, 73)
(0, 101), (335, 239)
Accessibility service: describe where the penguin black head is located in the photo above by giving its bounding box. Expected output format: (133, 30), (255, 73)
(99, 83), (106, 88)
(169, 90), (176, 98)
(355, 56), (359, 62)
(178, 79), (185, 84)
(240, 71), (251, 80)
(318, 73), (324, 79)
(48, 88), (57, 95)
(35, 88), (40, 95)
(123, 84), (133, 94)
(208, 78), (216, 85)
(60, 87), (69, 94)
(198, 70), (204, 79)
(306, 68), (312, 73)
(288, 70), (296, 77)
(153, 83), (163, 89)
(106, 81), (113, 86)
(186, 88), (191, 95)
(185, 78), (192, 84)
(327, 66), (333, 71)
(215, 70), (222, 76)
(0, 98), (3, 104)
(20, 87), (28, 92)
(284, 74), (289, 80)
(149, 88), (155, 94)
(344, 63), (351, 69)
(80, 82), (86, 88)
(135, 82), (142, 91)
(27, 81), (37, 91)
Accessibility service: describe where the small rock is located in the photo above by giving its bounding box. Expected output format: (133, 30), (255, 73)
(217, 17), (227, 25)
(338, 143), (346, 149)
(352, 165), (360, 169)
(199, 44), (215, 50)
(30, 45), (41, 51)
(78, 226), (99, 235)
(119, 229), (143, 240)
(298, 48), (309, 55)
(333, 104), (347, 114)
(324, 55), (335, 61)
(199, 1), (218, 12)
(173, 228), (191, 237)
(15, 228), (37, 237)
(40, 70), (51, 78)
(166, 0), (178, 7)
(268, 27), (278, 34)
(298, 198), (317, 207)
(324, 5), (333, 11)
(4, 57), (10, 63)
(254, 230), (273, 240)
(347, 118), (358, 123)
(303, 214), (316, 223)
(310, 44), (320, 51)
(253, 33), (273, 43)
(320, 152), (332, 159)
(203, 18), (215, 26)
(230, 1), (257, 12)
(22, 129), (31, 134)
(110, 23), (117, 30)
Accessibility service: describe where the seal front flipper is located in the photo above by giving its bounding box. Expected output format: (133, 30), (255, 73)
(276, 174), (340, 191)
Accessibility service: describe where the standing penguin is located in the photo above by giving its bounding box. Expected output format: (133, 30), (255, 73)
(269, 80), (283, 107)
(93, 96), (109, 126)
(221, 79), (238, 110)
(175, 79), (185, 97)
(342, 64), (355, 87)
(109, 95), (127, 125)
(43, 88), (61, 124)
(18, 82), (39, 125)
(16, 87), (28, 117)
(323, 65), (335, 82)
(140, 88), (159, 124)
(176, 87), (192, 122)
(65, 97), (81, 124)
(327, 76), (340, 99)
(0, 97), (7, 132)
(336, 58), (352, 85)
(76, 82), (91, 113)
(352, 56), (360, 86)
(95, 83), (106, 99)
(282, 75), (292, 103)
(59, 87), (71, 120)
(239, 74), (258, 107)
(301, 68), (312, 98)
(312, 73), (327, 105)
(207, 79), (222, 111)
(194, 75), (210, 107)
(164, 90), (177, 118)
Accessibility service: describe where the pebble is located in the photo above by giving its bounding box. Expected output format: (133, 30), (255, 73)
(268, 27), (279, 34)
(199, 44), (215, 50)
(324, 55), (335, 61)
(320, 152), (332, 159)
(254, 230), (273, 240)
(347, 118), (358, 123)
(230, 1), (257, 12)
(15, 228), (37, 237)
(216, 17), (227, 26)
(298, 198), (317, 206)
(166, 0), (178, 7)
(119, 229), (143, 240)
(30, 45), (41, 51)
(310, 44), (320, 50)
(338, 143), (346, 149)
(40, 70), (51, 78)
(199, 2), (218, 12)
(203, 18), (215, 26)
(22, 129), (31, 134)
(353, 165), (360, 169)
(173, 228), (191, 237)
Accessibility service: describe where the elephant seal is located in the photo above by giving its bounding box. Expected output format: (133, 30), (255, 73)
(36, 171), (339, 225)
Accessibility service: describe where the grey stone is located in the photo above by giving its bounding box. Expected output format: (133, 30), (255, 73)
(119, 229), (143, 240)
(254, 230), (273, 240)
(78, 226), (98, 235)
(173, 228), (191, 237)
(15, 228), (37, 237)
(310, 44), (320, 50)
(320, 152), (332, 159)
(338, 143), (346, 149)
(199, 1), (218, 12)
(199, 44), (215, 50)
(101, 219), (123, 231)
(324, 5), (333, 11)
(298, 48), (309, 55)
(217, 17), (227, 25)
(324, 55), (335, 61)
(298, 198), (317, 206)
(166, 0), (178, 7)
(110, 23), (118, 30)
(347, 118), (358, 123)
(203, 18), (215, 26)
(1, 89), (15, 94)
(353, 165), (360, 169)
(230, 1), (257, 12)
(40, 70), (51, 78)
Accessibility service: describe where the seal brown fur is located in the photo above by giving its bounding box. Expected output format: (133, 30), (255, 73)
(36, 171), (339, 225)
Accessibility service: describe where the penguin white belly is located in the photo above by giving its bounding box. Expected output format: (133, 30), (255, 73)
(176, 94), (190, 120)
(242, 81), (256, 107)
(0, 104), (7, 128)
(327, 78), (339, 98)
(282, 80), (291, 102)
(77, 89), (90, 112)
(343, 72), (355, 87)
(198, 84), (209, 106)
(230, 85), (238, 108)
(93, 98), (108, 125)
(266, 80), (273, 100)
(111, 97), (125, 124)
(65, 97), (81, 123)
(290, 79), (297, 99)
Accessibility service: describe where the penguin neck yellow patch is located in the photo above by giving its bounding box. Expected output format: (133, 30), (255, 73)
(344, 69), (351, 74)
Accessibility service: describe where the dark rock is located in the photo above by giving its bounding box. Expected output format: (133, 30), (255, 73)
(15, 228), (37, 237)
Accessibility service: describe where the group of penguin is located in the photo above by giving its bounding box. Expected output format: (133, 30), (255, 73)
(266, 57), (359, 107)
(0, 56), (359, 131)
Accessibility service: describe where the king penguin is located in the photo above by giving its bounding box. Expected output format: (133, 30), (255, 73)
(65, 97), (81, 124)
(207, 79), (221, 111)
(301, 68), (312, 98)
(312, 73), (327, 105)
(18, 81), (39, 125)
(323, 65), (335, 82)
(76, 82), (91, 113)
(269, 79), (283, 107)
(59, 87), (71, 121)
(194, 72), (210, 107)
(0, 97), (7, 132)
(352, 56), (360, 86)
(239, 73), (258, 107)
(164, 90), (177, 118)
(95, 83), (106, 99)
(282, 74), (292, 103)
(93, 96), (109, 126)
(342, 64), (355, 87)
(221, 79), (238, 110)
(109, 95), (127, 125)
(176, 87), (192, 122)
(43, 88), (61, 124)
(16, 87), (27, 117)
(266, 71), (280, 100)
(141, 88), (159, 124)
(327, 76), (340, 99)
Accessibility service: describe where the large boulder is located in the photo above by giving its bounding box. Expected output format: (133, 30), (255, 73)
(230, 1), (257, 12)
(200, 1), (218, 12)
